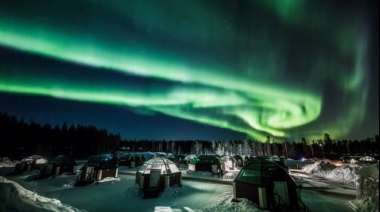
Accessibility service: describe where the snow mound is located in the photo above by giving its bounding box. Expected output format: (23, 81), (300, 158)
(117, 184), (141, 198)
(0, 157), (18, 167)
(161, 184), (207, 198)
(302, 161), (336, 174)
(303, 161), (379, 211)
(324, 163), (360, 183)
(0, 176), (86, 212)
(202, 195), (267, 212)
(302, 161), (360, 183)
(184, 170), (212, 177)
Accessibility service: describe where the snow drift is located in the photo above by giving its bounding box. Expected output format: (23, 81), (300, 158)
(302, 160), (360, 183)
(0, 176), (85, 212)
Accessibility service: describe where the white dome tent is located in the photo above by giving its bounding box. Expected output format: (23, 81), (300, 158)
(135, 157), (182, 198)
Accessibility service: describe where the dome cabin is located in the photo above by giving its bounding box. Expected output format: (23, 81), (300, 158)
(118, 153), (145, 168)
(136, 157), (182, 198)
(232, 157), (308, 211)
(233, 155), (244, 167)
(76, 153), (118, 185)
(221, 155), (238, 170)
(243, 155), (251, 166)
(38, 155), (77, 178)
(188, 155), (223, 173)
(11, 155), (47, 174)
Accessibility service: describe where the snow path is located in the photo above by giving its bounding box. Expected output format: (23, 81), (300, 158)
(290, 169), (356, 212)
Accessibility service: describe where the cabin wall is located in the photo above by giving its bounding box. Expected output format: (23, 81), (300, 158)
(234, 181), (260, 204)
(234, 180), (300, 210)
(56, 165), (76, 174)
(138, 173), (182, 191)
(98, 168), (117, 180)
(191, 163), (220, 172)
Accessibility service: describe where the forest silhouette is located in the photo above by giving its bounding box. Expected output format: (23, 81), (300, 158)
(1, 111), (378, 160)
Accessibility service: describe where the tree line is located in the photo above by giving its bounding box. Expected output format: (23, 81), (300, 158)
(0, 112), (121, 159)
(0, 111), (378, 160)
(120, 134), (379, 160)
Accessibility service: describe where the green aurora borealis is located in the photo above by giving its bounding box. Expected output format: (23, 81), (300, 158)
(0, 0), (378, 141)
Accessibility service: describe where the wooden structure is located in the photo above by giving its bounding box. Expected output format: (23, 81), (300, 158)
(221, 155), (238, 170)
(11, 155), (47, 174)
(118, 153), (145, 168)
(233, 157), (308, 211)
(38, 155), (77, 178)
(188, 155), (224, 173)
(76, 154), (118, 185)
(233, 155), (244, 167)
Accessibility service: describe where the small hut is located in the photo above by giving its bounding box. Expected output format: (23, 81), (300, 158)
(233, 155), (244, 167)
(188, 155), (223, 173)
(243, 155), (251, 166)
(38, 155), (77, 178)
(221, 155), (238, 170)
(116, 151), (128, 165)
(118, 153), (145, 168)
(135, 157), (182, 193)
(232, 158), (308, 211)
(76, 154), (118, 185)
(183, 154), (197, 165)
(12, 155), (47, 174)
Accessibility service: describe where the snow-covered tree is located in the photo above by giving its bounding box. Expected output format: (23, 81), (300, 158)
(193, 140), (202, 155)
(237, 142), (243, 156)
(171, 141), (175, 154)
(215, 142), (224, 156)
(243, 140), (251, 156)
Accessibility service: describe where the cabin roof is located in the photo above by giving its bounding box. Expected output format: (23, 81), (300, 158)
(138, 157), (180, 175)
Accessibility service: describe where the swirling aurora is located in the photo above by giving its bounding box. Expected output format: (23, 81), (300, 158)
(0, 0), (378, 141)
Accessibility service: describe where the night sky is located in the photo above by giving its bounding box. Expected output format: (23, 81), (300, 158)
(0, 0), (378, 141)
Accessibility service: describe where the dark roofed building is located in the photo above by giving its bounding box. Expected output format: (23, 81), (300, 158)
(233, 157), (308, 211)
(233, 155), (244, 167)
(76, 153), (118, 185)
(38, 155), (77, 178)
(11, 155), (47, 174)
(188, 155), (223, 173)
(118, 153), (145, 168)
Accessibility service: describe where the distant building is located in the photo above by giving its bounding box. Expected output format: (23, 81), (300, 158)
(221, 155), (238, 170)
(11, 155), (47, 174)
(38, 155), (76, 178)
(118, 153), (145, 168)
(188, 155), (223, 173)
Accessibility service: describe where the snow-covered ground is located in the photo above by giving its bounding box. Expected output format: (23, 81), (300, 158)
(0, 157), (378, 212)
